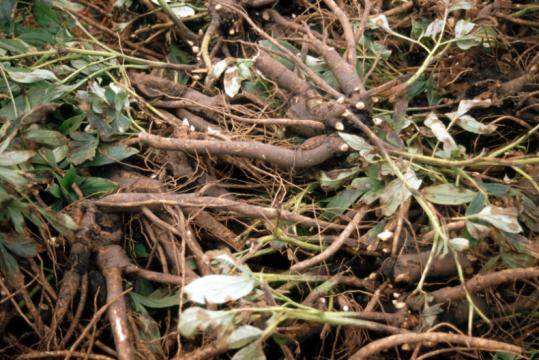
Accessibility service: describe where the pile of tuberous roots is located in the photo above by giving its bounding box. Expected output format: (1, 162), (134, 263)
(2, 0), (539, 359)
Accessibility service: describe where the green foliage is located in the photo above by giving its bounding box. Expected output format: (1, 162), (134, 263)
(0, 0), (140, 285)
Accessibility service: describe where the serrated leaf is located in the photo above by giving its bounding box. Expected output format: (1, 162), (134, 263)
(227, 325), (263, 349)
(130, 290), (180, 308)
(474, 206), (522, 234)
(7, 68), (58, 83)
(422, 183), (476, 205)
(0, 150), (35, 166)
(184, 275), (256, 304)
(179, 306), (234, 338)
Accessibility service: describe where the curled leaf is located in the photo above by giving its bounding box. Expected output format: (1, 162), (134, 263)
(424, 113), (459, 156)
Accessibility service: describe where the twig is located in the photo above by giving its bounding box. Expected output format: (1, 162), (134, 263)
(17, 351), (114, 360)
(96, 193), (345, 230)
(138, 132), (349, 169)
(409, 267), (539, 308)
(323, 0), (357, 66)
(96, 246), (135, 360)
(350, 332), (522, 359)
(290, 207), (367, 272)
(156, 0), (198, 42)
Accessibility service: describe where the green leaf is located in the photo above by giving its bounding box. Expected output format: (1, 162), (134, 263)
(6, 203), (25, 233)
(0, 84), (70, 121)
(466, 193), (485, 215)
(0, 234), (37, 258)
(68, 132), (98, 165)
(0, 39), (33, 55)
(25, 128), (68, 146)
(78, 177), (118, 197)
(0, 150), (35, 166)
(0, 242), (19, 285)
(33, 0), (62, 29)
(258, 40), (298, 69)
(135, 242), (149, 259)
(59, 113), (85, 134)
(231, 341), (266, 360)
(322, 188), (364, 220)
(18, 30), (56, 47)
(422, 183), (476, 205)
(479, 182), (510, 196)
(130, 290), (180, 309)
(411, 19), (429, 39)
(184, 275), (256, 305)
(0, 167), (28, 186)
(33, 145), (68, 166)
(500, 251), (535, 269)
(40, 208), (78, 233)
(338, 132), (373, 152)
(0, 0), (16, 32)
(84, 143), (138, 166)
(227, 325), (263, 349)
(179, 306), (234, 338)
(318, 168), (359, 191)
